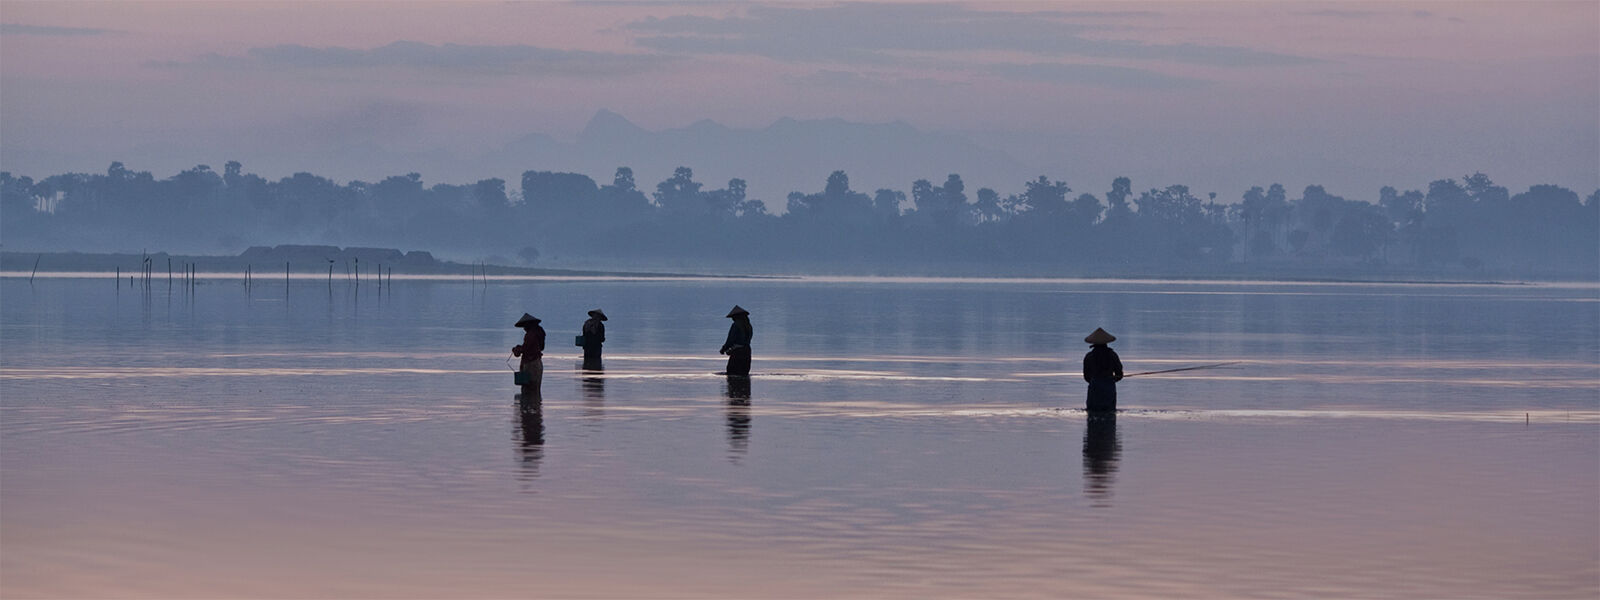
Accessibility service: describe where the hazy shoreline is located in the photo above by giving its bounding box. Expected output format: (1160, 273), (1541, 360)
(6, 250), (1590, 287)
(0, 250), (769, 280)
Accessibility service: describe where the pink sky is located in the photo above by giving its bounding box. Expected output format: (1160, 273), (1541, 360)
(2, 1), (1595, 200)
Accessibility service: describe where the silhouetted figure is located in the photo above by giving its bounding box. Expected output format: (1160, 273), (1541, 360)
(581, 309), (607, 370)
(1082, 414), (1121, 506)
(1082, 327), (1123, 412)
(719, 305), (753, 377)
(512, 313), (545, 392)
(515, 391), (544, 479)
(724, 376), (752, 459)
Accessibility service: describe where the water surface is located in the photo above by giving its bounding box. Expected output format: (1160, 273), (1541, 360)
(3, 276), (1596, 598)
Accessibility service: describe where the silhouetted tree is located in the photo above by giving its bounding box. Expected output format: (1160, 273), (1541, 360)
(1104, 176), (1134, 225)
(646, 167), (705, 216)
(787, 171), (872, 223)
(872, 188), (904, 221)
(974, 188), (1003, 223)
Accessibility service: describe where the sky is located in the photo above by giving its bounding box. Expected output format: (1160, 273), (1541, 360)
(2, 0), (1596, 203)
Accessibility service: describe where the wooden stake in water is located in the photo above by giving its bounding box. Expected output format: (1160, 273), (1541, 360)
(30, 254), (40, 284)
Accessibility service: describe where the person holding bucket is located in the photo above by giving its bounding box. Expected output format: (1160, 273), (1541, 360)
(512, 313), (546, 391)
(1082, 327), (1123, 413)
(579, 309), (607, 370)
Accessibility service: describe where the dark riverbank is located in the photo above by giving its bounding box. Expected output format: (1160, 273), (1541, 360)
(0, 247), (750, 279)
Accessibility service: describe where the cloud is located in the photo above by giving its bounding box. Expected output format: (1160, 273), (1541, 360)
(158, 41), (675, 77)
(788, 69), (968, 92)
(0, 23), (118, 36)
(1037, 10), (1163, 19)
(985, 62), (1207, 90)
(627, 3), (1316, 68)
(1295, 9), (1381, 20)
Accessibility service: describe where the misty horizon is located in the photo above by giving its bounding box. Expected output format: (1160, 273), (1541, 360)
(5, 159), (1594, 281)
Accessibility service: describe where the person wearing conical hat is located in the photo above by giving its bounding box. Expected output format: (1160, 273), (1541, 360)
(512, 313), (546, 391)
(719, 305), (754, 377)
(1082, 328), (1123, 413)
(581, 309), (607, 371)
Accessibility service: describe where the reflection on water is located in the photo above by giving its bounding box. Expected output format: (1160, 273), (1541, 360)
(1082, 415), (1121, 507)
(581, 373), (605, 418)
(724, 376), (752, 461)
(514, 391), (544, 481)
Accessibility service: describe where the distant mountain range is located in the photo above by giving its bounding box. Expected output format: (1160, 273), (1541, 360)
(475, 110), (1041, 209)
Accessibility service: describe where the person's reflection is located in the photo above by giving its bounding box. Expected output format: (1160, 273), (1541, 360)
(514, 391), (544, 480)
(581, 374), (605, 419)
(1082, 414), (1121, 507)
(723, 376), (752, 461)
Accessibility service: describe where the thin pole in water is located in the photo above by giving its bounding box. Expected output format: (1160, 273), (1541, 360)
(1122, 362), (1242, 378)
(168, 258), (172, 288)
(30, 254), (41, 284)
(117, 266), (120, 289)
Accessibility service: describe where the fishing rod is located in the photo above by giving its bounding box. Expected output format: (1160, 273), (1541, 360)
(1123, 361), (1240, 378)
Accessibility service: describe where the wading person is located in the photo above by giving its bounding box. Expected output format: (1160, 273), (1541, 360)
(1082, 327), (1123, 413)
(581, 309), (607, 371)
(512, 313), (546, 392)
(719, 305), (753, 377)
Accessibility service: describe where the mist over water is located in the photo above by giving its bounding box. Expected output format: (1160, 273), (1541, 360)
(2, 276), (1595, 597)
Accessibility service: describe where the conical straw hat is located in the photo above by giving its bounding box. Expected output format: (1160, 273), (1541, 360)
(588, 309), (608, 321)
(725, 305), (750, 318)
(514, 313), (541, 327)
(1084, 327), (1116, 344)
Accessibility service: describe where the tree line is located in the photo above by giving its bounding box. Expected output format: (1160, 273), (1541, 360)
(2, 161), (1595, 277)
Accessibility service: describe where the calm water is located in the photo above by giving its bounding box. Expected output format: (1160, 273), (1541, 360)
(2, 275), (1597, 598)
